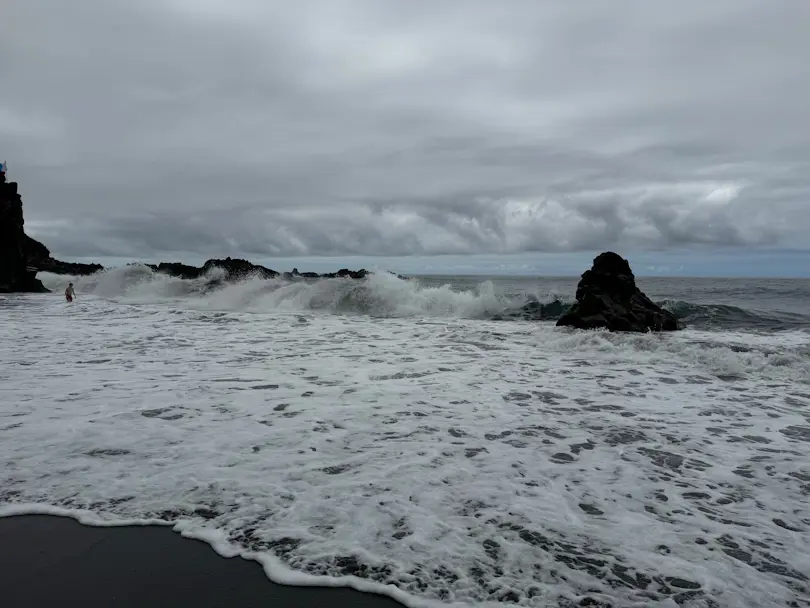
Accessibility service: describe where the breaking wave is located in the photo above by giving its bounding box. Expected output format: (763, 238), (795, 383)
(662, 300), (810, 332)
(39, 266), (542, 320)
(38, 266), (810, 330)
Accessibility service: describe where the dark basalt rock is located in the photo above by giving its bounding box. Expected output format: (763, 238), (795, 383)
(40, 257), (379, 283)
(1, 171), (395, 290)
(1, 171), (104, 290)
(146, 258), (279, 281)
(146, 259), (373, 282)
(23, 234), (50, 261)
(144, 262), (202, 280)
(556, 252), (680, 332)
(203, 258), (278, 280)
(36, 258), (104, 276)
(320, 268), (370, 280)
(0, 171), (49, 292)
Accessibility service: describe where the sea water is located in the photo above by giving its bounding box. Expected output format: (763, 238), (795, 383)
(1, 267), (809, 607)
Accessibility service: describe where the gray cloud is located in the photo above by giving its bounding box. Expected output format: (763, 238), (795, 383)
(2, 0), (809, 260)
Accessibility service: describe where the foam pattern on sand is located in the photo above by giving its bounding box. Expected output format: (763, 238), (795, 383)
(2, 294), (809, 607)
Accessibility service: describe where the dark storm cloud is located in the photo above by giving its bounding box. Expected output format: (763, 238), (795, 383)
(2, 0), (808, 259)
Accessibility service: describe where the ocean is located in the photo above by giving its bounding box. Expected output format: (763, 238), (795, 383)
(2, 266), (809, 607)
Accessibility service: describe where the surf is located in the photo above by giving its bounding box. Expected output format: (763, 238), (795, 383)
(37, 265), (810, 331)
(38, 266), (535, 319)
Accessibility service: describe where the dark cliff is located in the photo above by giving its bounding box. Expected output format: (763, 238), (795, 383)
(0, 172), (378, 291)
(0, 172), (49, 293)
(0, 174), (374, 289)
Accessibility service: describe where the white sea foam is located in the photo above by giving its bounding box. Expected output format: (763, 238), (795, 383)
(38, 267), (537, 319)
(1, 290), (809, 607)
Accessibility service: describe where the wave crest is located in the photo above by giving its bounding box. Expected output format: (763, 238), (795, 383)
(38, 265), (538, 319)
(38, 266), (809, 330)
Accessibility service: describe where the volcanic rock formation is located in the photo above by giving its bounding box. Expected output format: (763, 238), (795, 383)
(556, 252), (680, 332)
(0, 171), (49, 292)
(0, 172), (380, 291)
(143, 260), (371, 281)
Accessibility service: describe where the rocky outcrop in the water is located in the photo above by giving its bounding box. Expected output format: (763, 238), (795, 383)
(556, 252), (680, 332)
(145, 259), (372, 282)
(0, 172), (393, 292)
(284, 267), (370, 280)
(36, 258), (105, 276)
(146, 258), (279, 281)
(0, 172), (49, 292)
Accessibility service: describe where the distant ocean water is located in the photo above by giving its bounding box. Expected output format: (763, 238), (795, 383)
(2, 266), (809, 607)
(415, 274), (810, 331)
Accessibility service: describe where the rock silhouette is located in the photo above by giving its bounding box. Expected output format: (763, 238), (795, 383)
(494, 299), (570, 321)
(145, 259), (279, 281)
(36, 258), (105, 276)
(556, 252), (680, 332)
(144, 259), (371, 281)
(0, 173), (377, 291)
(0, 171), (49, 292)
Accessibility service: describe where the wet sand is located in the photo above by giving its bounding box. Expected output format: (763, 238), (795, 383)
(0, 515), (405, 608)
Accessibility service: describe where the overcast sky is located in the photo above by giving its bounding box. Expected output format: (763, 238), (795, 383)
(2, 0), (809, 275)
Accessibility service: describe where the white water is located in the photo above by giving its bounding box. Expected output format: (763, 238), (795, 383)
(37, 266), (533, 319)
(2, 271), (809, 607)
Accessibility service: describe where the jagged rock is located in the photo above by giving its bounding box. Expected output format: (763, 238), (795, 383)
(1, 172), (388, 289)
(23, 234), (50, 261)
(36, 258), (104, 276)
(322, 268), (370, 279)
(147, 258), (372, 282)
(0, 171), (49, 292)
(556, 252), (680, 332)
(202, 258), (278, 280)
(146, 258), (278, 281)
(146, 262), (201, 279)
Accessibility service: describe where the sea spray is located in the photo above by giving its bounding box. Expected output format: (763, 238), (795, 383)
(39, 266), (536, 319)
(38, 268), (810, 330)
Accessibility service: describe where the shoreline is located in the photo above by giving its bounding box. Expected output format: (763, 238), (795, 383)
(0, 513), (408, 608)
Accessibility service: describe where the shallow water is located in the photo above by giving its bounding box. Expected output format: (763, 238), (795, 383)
(2, 269), (809, 607)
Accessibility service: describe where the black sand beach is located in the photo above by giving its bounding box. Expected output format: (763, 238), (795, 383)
(0, 515), (405, 608)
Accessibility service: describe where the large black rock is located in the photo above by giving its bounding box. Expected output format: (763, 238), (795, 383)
(36, 257), (104, 276)
(146, 259), (378, 282)
(0, 172), (49, 293)
(556, 252), (680, 332)
(0, 171), (386, 289)
(146, 258), (279, 281)
(0, 172), (103, 291)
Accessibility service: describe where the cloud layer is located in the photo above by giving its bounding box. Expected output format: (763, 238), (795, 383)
(2, 0), (808, 260)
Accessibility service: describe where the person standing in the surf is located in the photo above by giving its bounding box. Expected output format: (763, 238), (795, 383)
(65, 283), (76, 302)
